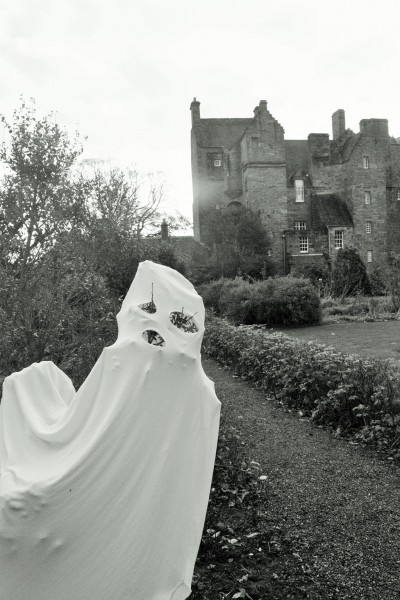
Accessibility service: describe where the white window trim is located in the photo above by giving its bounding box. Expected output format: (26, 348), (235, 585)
(214, 159), (222, 167)
(363, 156), (369, 169)
(364, 191), (371, 204)
(367, 250), (373, 263)
(299, 235), (309, 253)
(295, 179), (305, 203)
(397, 189), (400, 201)
(294, 221), (307, 231)
(366, 221), (372, 234)
(334, 230), (344, 250)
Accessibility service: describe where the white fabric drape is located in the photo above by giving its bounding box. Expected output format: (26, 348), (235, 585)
(0, 261), (220, 600)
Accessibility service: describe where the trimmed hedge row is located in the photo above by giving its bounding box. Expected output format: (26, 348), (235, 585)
(202, 314), (400, 458)
(199, 277), (321, 326)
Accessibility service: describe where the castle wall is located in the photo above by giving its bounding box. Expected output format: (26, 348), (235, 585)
(343, 137), (389, 267)
(191, 100), (400, 274)
(387, 144), (400, 255)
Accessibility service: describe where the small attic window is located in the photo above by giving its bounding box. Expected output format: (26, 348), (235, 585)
(214, 159), (222, 167)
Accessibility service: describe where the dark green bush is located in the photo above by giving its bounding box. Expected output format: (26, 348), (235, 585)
(199, 276), (321, 326)
(202, 315), (400, 458)
(331, 247), (371, 298)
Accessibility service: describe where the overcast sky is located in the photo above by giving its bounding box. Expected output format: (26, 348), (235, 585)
(1, 0), (400, 227)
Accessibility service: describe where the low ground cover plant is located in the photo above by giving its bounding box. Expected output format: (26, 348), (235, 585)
(199, 277), (321, 327)
(202, 315), (400, 459)
(321, 295), (398, 323)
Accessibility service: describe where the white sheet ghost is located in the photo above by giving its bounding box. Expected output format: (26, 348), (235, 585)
(0, 261), (221, 600)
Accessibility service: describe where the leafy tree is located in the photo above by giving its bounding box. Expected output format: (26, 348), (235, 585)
(0, 100), (191, 391)
(201, 206), (274, 279)
(330, 247), (370, 299)
(0, 98), (84, 277)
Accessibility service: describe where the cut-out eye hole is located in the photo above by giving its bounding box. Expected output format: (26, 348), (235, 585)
(139, 301), (157, 314)
(142, 330), (165, 346)
(170, 311), (199, 333)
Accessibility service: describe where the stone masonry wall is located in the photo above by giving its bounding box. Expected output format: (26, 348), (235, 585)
(244, 164), (288, 271)
(343, 137), (389, 267)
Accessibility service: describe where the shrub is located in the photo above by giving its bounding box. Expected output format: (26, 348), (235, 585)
(199, 276), (321, 326)
(331, 247), (371, 298)
(202, 315), (400, 458)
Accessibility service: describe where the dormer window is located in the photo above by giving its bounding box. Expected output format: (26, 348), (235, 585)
(334, 230), (344, 249)
(363, 156), (369, 169)
(295, 179), (305, 202)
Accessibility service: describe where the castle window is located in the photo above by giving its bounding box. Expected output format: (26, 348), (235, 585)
(397, 189), (400, 201)
(364, 191), (371, 204)
(367, 250), (373, 263)
(334, 230), (344, 249)
(366, 221), (372, 234)
(294, 221), (307, 230)
(299, 235), (308, 253)
(214, 160), (222, 167)
(295, 179), (305, 202)
(363, 156), (369, 169)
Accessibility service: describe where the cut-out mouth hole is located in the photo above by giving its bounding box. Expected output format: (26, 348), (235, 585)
(139, 301), (157, 314)
(170, 311), (199, 333)
(142, 330), (165, 346)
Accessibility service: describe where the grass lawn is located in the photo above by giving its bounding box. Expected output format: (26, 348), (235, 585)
(271, 320), (400, 362)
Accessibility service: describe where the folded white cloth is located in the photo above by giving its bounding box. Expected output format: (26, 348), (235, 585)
(0, 261), (220, 600)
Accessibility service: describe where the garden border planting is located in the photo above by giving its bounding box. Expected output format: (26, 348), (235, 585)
(202, 314), (400, 459)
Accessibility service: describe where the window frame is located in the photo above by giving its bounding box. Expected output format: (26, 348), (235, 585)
(299, 235), (309, 253)
(366, 221), (372, 234)
(295, 179), (305, 203)
(213, 159), (222, 167)
(294, 221), (307, 231)
(363, 156), (369, 169)
(334, 230), (344, 250)
(397, 189), (400, 201)
(367, 250), (373, 263)
(364, 191), (371, 205)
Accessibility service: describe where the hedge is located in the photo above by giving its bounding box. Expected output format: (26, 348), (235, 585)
(202, 314), (400, 458)
(199, 277), (321, 326)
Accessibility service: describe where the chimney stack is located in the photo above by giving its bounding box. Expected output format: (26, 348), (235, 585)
(332, 109), (345, 140)
(190, 97), (201, 127)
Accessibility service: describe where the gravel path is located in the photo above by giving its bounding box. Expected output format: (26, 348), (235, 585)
(203, 357), (400, 600)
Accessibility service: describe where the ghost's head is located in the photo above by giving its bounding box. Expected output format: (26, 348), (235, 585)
(116, 261), (204, 359)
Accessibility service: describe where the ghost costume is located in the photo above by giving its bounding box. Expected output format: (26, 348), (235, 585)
(0, 261), (220, 600)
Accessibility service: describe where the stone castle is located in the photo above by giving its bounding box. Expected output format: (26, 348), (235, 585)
(190, 98), (400, 273)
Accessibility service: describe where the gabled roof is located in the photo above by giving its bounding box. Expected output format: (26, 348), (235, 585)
(311, 194), (353, 229)
(194, 118), (253, 149)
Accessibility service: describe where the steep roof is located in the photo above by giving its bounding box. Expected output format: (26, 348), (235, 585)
(194, 118), (253, 149)
(311, 194), (353, 229)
